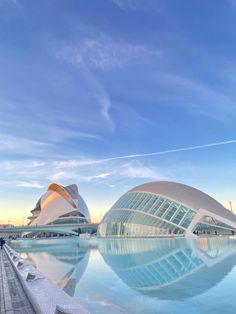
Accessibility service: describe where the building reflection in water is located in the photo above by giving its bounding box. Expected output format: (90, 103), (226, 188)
(99, 237), (236, 300)
(10, 236), (236, 303)
(10, 238), (90, 296)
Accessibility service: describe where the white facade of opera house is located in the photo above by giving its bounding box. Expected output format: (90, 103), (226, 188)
(98, 181), (236, 237)
(28, 183), (91, 227)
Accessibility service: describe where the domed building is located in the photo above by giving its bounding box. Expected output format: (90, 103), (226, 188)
(28, 183), (91, 227)
(98, 181), (236, 237)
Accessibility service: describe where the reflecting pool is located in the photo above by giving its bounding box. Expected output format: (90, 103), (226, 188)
(10, 237), (236, 314)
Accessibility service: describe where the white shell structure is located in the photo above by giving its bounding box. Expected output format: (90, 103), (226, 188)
(28, 183), (91, 226)
(98, 181), (236, 238)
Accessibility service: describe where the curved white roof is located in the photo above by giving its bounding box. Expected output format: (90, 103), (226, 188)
(28, 183), (91, 225)
(130, 181), (236, 223)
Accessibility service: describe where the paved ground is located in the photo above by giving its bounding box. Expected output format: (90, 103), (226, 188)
(0, 248), (35, 314)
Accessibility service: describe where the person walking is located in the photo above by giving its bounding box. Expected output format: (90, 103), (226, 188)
(0, 238), (5, 249)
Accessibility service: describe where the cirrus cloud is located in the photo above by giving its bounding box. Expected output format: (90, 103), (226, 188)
(56, 35), (156, 71)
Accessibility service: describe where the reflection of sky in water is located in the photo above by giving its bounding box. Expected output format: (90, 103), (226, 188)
(10, 237), (236, 314)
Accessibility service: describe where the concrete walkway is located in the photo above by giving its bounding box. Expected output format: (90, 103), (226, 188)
(0, 248), (35, 314)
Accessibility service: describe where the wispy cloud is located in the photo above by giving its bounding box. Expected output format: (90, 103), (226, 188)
(48, 171), (77, 181)
(120, 162), (167, 180)
(99, 96), (115, 131)
(47, 161), (164, 183)
(111, 0), (137, 11)
(54, 36), (121, 131)
(86, 172), (111, 182)
(0, 179), (45, 189)
(48, 170), (111, 182)
(39, 139), (236, 183)
(0, 99), (102, 144)
(82, 66), (115, 131)
(111, 0), (160, 12)
(159, 73), (235, 120)
(37, 126), (100, 142)
(0, 134), (50, 155)
(111, 0), (167, 13)
(57, 35), (155, 71)
(15, 181), (45, 189)
(0, 139), (235, 191)
(52, 30), (157, 133)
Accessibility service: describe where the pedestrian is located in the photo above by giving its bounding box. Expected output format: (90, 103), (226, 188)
(0, 238), (5, 250)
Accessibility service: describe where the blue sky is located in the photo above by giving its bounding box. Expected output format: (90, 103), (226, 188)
(0, 0), (236, 224)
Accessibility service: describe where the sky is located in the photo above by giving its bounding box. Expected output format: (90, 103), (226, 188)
(0, 0), (236, 225)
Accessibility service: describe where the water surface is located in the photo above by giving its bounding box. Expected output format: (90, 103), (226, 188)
(10, 237), (236, 314)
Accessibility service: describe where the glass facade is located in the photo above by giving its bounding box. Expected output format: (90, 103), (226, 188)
(98, 192), (196, 237)
(109, 244), (203, 290)
(194, 218), (236, 235)
(49, 217), (87, 225)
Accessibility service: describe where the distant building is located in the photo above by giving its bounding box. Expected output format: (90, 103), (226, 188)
(98, 181), (236, 237)
(0, 224), (16, 239)
(28, 183), (91, 227)
(0, 224), (14, 228)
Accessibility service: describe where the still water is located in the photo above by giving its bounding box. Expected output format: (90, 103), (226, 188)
(10, 237), (236, 314)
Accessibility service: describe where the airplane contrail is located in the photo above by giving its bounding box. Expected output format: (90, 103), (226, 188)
(95, 139), (236, 163)
(59, 139), (236, 168)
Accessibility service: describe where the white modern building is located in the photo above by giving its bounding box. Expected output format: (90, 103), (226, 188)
(98, 181), (236, 237)
(28, 183), (91, 227)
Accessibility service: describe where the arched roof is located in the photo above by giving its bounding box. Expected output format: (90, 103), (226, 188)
(47, 183), (90, 222)
(48, 183), (72, 202)
(64, 184), (78, 199)
(130, 181), (236, 222)
(28, 183), (91, 226)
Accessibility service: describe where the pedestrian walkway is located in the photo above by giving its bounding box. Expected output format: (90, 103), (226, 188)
(0, 248), (35, 314)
